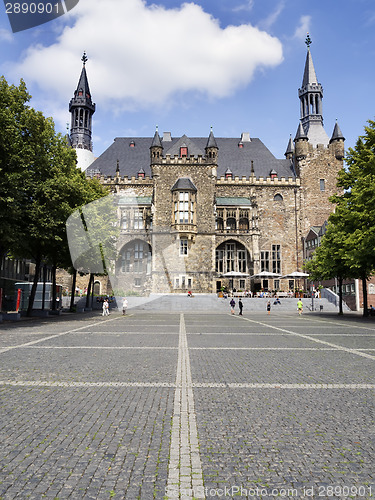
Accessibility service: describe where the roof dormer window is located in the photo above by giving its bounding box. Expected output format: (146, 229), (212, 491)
(180, 146), (188, 157)
(270, 169), (277, 180)
(137, 168), (145, 179)
(129, 140), (135, 148)
(225, 168), (233, 179)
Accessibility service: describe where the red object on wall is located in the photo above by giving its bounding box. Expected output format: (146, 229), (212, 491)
(16, 288), (21, 312)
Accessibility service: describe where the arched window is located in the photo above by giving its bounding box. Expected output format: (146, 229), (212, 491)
(226, 218), (236, 231)
(239, 218), (249, 231)
(216, 218), (224, 231)
(274, 194), (283, 201)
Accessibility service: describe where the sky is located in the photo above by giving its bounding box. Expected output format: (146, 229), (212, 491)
(1, 0), (375, 160)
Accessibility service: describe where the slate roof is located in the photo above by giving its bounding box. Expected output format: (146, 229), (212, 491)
(88, 135), (295, 179)
(171, 178), (197, 191)
(216, 197), (252, 206)
(330, 121), (345, 142)
(301, 49), (318, 88)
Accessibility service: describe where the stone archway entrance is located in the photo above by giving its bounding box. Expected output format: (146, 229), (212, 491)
(114, 239), (152, 295)
(215, 240), (253, 292)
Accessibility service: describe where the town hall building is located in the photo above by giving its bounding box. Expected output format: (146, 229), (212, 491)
(68, 46), (345, 296)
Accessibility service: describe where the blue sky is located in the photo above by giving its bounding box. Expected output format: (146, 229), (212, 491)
(1, 0), (375, 159)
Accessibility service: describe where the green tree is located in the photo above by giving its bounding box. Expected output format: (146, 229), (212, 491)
(330, 119), (375, 316)
(305, 221), (353, 315)
(0, 77), (31, 257)
(307, 119), (375, 316)
(9, 104), (108, 315)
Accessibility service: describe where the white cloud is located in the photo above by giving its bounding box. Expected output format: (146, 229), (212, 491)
(257, 1), (285, 31)
(10, 0), (283, 122)
(232, 0), (254, 13)
(0, 28), (13, 42)
(293, 15), (311, 41)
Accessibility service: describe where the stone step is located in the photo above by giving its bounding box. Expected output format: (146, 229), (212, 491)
(125, 294), (339, 313)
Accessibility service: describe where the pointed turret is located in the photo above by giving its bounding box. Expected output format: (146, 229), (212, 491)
(284, 135), (294, 159)
(330, 120), (345, 143)
(330, 120), (345, 160)
(69, 53), (96, 171)
(151, 127), (162, 148)
(294, 122), (308, 141)
(205, 127), (218, 162)
(69, 52), (95, 154)
(298, 37), (329, 147)
(294, 122), (308, 162)
(150, 126), (163, 163)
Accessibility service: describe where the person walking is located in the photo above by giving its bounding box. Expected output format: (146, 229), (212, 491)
(266, 300), (271, 315)
(297, 298), (303, 316)
(102, 299), (109, 316)
(238, 298), (243, 315)
(230, 298), (235, 315)
(122, 297), (128, 316)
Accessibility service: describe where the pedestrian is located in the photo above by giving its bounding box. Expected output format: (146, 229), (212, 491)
(266, 300), (271, 314)
(297, 298), (303, 316)
(230, 298), (235, 315)
(239, 298), (243, 315)
(102, 298), (109, 316)
(122, 297), (128, 316)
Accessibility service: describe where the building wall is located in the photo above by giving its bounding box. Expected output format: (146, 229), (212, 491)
(296, 142), (344, 232)
(94, 146), (342, 295)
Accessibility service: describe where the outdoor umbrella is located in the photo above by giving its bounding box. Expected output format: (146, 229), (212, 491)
(250, 271), (282, 278)
(223, 271), (249, 277)
(280, 271), (309, 278)
(281, 271), (310, 295)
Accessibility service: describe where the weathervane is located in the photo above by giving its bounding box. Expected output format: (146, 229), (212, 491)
(305, 33), (312, 49)
(81, 51), (88, 65)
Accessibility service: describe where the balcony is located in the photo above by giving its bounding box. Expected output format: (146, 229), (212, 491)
(171, 223), (197, 235)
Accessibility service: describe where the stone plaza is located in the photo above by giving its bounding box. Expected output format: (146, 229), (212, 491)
(0, 304), (374, 499)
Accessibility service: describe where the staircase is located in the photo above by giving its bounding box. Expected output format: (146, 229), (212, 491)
(124, 294), (341, 313)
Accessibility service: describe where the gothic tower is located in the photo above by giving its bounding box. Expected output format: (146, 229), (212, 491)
(298, 36), (329, 147)
(69, 52), (96, 171)
(294, 37), (345, 232)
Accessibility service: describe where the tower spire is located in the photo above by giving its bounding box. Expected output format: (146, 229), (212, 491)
(69, 53), (95, 153)
(298, 38), (329, 147)
(69, 53), (96, 170)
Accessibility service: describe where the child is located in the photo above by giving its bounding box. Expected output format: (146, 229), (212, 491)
(297, 299), (303, 315)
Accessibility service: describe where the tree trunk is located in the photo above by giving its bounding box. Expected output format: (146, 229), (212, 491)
(27, 256), (41, 317)
(70, 269), (77, 311)
(338, 276), (343, 315)
(41, 264), (47, 310)
(362, 276), (368, 317)
(51, 264), (57, 310)
(85, 273), (94, 309)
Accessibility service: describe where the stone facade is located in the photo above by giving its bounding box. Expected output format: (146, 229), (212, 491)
(68, 48), (345, 297)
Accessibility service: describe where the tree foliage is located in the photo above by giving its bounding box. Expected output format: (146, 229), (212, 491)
(0, 77), (31, 256)
(306, 119), (375, 316)
(0, 76), (109, 314)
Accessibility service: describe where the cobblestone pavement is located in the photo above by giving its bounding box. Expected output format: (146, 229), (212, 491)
(0, 311), (374, 499)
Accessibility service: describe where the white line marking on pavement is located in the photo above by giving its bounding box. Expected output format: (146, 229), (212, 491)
(0, 380), (175, 387)
(237, 316), (375, 361)
(166, 313), (205, 499)
(0, 316), (122, 355)
(19, 346), (178, 349)
(192, 383), (375, 389)
(2, 380), (161, 388)
(1, 380), (374, 389)
(189, 347), (338, 350)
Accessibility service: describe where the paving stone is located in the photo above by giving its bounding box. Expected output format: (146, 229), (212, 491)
(0, 311), (374, 499)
